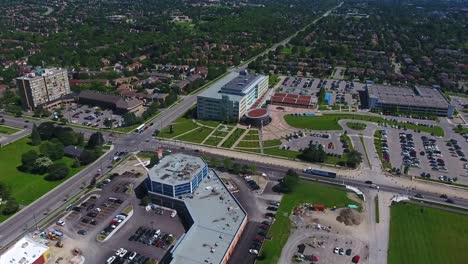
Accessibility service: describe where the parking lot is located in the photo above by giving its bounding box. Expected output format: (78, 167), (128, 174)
(50, 103), (125, 129)
(282, 131), (345, 156)
(383, 128), (468, 184)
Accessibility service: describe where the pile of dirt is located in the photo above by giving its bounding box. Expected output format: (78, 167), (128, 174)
(336, 208), (361, 226)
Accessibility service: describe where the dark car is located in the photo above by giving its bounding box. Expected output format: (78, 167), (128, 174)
(346, 248), (352, 256)
(265, 213), (276, 218)
(446, 198), (455, 204)
(77, 230), (87, 235)
(414, 193), (423, 198)
(364, 181), (373, 184)
(266, 206), (278, 211)
(440, 194), (448, 199)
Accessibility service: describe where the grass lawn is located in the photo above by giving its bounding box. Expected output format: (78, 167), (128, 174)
(263, 147), (299, 159)
(346, 122), (367, 131)
(235, 148), (261, 153)
(247, 129), (259, 135)
(236, 140), (260, 148)
(0, 137), (85, 209)
(221, 128), (246, 148)
(453, 126), (468, 135)
(269, 74), (281, 86)
(204, 136), (224, 146)
(263, 139), (282, 147)
(196, 119), (222, 128)
(388, 203), (468, 264)
(0, 125), (20, 135)
(258, 181), (356, 264)
(284, 114), (444, 136)
(243, 133), (259, 141)
(159, 117), (198, 138)
(176, 126), (214, 143)
(280, 47), (292, 55)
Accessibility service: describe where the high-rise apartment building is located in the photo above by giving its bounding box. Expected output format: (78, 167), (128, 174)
(16, 68), (71, 110)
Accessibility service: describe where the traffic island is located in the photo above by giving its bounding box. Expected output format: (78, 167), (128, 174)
(96, 205), (134, 243)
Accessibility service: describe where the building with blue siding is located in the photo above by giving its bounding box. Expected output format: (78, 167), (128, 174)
(146, 153), (208, 198)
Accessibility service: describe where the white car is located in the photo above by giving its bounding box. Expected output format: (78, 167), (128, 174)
(249, 249), (259, 255)
(56, 220), (65, 226)
(339, 248), (345, 255)
(128, 252), (137, 260)
(115, 248), (124, 256)
(95, 208), (102, 212)
(106, 256), (116, 264)
(333, 247), (339, 254)
(171, 211), (177, 218)
(119, 249), (128, 258)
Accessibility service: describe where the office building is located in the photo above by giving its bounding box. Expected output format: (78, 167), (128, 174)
(16, 68), (71, 110)
(197, 70), (268, 121)
(146, 154), (247, 264)
(366, 84), (455, 117)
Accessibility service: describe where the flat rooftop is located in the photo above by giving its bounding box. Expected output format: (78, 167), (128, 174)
(169, 169), (247, 264)
(368, 85), (450, 109)
(147, 153), (205, 186)
(17, 67), (65, 80)
(0, 236), (49, 264)
(198, 70), (265, 100)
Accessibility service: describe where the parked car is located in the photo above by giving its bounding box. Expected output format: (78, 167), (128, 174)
(77, 230), (87, 235)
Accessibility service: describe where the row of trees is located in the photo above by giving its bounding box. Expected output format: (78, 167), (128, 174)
(0, 182), (19, 216)
(299, 142), (363, 168)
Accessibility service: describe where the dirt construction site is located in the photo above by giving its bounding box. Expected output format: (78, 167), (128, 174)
(280, 194), (370, 264)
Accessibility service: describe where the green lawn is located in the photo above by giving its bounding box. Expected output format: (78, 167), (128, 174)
(204, 136), (224, 146)
(388, 203), (468, 264)
(258, 181), (357, 264)
(221, 128), (246, 148)
(236, 140), (260, 148)
(284, 114), (444, 136)
(196, 119), (222, 128)
(269, 74), (281, 86)
(346, 122), (367, 130)
(243, 133), (259, 141)
(263, 139), (282, 147)
(0, 125), (20, 135)
(263, 147), (299, 159)
(175, 126), (214, 143)
(0, 137), (85, 209)
(159, 117), (198, 138)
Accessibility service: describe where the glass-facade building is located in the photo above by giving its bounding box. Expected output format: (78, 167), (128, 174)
(147, 154), (209, 198)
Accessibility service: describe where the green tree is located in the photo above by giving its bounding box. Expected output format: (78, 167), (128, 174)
(2, 199), (19, 215)
(223, 158), (233, 171)
(103, 118), (113, 129)
(87, 132), (105, 149)
(148, 154), (160, 168)
(232, 163), (241, 174)
(20, 150), (39, 172)
(346, 150), (363, 168)
(30, 124), (41, 146)
(33, 156), (53, 174)
(282, 169), (299, 193)
(123, 112), (140, 126)
(39, 140), (64, 160)
(46, 162), (70, 181)
(37, 122), (55, 140)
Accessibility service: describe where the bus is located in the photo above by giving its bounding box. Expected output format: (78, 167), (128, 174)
(135, 123), (145, 133)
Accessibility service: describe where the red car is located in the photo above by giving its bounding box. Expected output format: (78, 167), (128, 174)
(352, 255), (360, 263)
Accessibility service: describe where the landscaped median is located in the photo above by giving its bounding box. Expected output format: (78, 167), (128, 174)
(257, 181), (356, 264)
(284, 113), (445, 136)
(0, 124), (21, 135)
(97, 204), (134, 242)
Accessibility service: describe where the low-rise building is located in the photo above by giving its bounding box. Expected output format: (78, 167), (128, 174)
(78, 90), (143, 114)
(197, 70), (268, 121)
(366, 84), (455, 117)
(0, 236), (51, 264)
(146, 154), (247, 264)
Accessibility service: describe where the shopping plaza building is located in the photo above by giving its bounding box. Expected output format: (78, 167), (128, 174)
(197, 70), (268, 121)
